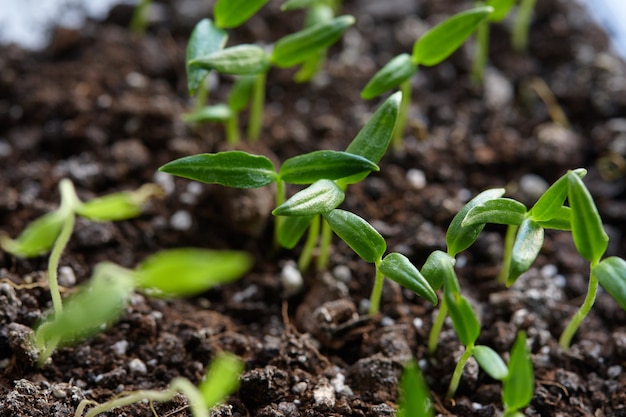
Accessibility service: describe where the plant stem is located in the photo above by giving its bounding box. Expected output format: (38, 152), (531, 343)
(392, 79), (411, 150)
(447, 344), (474, 398)
(512, 0), (536, 52)
(471, 20), (489, 86)
(498, 224), (518, 285)
(298, 214), (320, 272)
(247, 73), (266, 141)
(225, 112), (240, 145)
(315, 218), (333, 271)
(273, 180), (286, 250)
(194, 78), (209, 111)
(129, 0), (152, 35)
(428, 297), (448, 354)
(558, 267), (599, 349)
(368, 266), (385, 315)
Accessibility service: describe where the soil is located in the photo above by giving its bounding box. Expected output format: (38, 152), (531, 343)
(1, 0), (626, 416)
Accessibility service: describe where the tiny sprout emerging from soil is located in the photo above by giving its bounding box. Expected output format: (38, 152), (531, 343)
(0, 179), (162, 320)
(361, 6), (492, 149)
(74, 351), (243, 417)
(34, 248), (252, 365)
(397, 360), (434, 417)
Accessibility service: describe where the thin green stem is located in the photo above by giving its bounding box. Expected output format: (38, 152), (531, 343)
(273, 180), (286, 250)
(315, 218), (333, 271)
(392, 79), (411, 150)
(512, 0), (536, 52)
(297, 214), (321, 272)
(247, 73), (266, 141)
(129, 0), (152, 35)
(447, 344), (474, 398)
(225, 112), (240, 145)
(428, 297), (448, 354)
(471, 20), (489, 86)
(498, 224), (518, 285)
(368, 266), (385, 315)
(194, 79), (209, 111)
(558, 267), (599, 349)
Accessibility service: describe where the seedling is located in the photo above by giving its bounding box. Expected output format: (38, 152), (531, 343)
(129, 0), (152, 35)
(361, 6), (492, 149)
(74, 351), (243, 417)
(0, 179), (162, 319)
(397, 360), (434, 417)
(34, 248), (252, 365)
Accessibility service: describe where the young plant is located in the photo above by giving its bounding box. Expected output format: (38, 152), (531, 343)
(361, 6), (493, 149)
(0, 179), (162, 320)
(397, 360), (434, 417)
(34, 248), (252, 365)
(74, 351), (243, 417)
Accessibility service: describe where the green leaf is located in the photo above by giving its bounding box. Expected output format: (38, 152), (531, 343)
(420, 250), (455, 290)
(0, 210), (65, 258)
(461, 198), (527, 227)
(529, 168), (586, 222)
(280, 150), (379, 184)
(214, 0), (269, 28)
(378, 252), (438, 305)
(136, 249), (252, 297)
(228, 75), (256, 112)
(271, 15), (355, 68)
(76, 184), (161, 222)
(594, 257), (626, 310)
(397, 360), (434, 417)
(186, 19), (228, 96)
(198, 352), (244, 408)
(338, 92), (401, 186)
(507, 219), (544, 286)
(273, 180), (345, 216)
(182, 104), (233, 123)
(35, 262), (135, 346)
(567, 173), (608, 264)
(412, 6), (493, 66)
(323, 209), (386, 264)
(488, 0), (516, 22)
(278, 215), (315, 249)
(361, 54), (418, 100)
(159, 151), (277, 188)
(473, 345), (509, 380)
(446, 188), (505, 257)
(444, 286), (480, 346)
(503, 332), (534, 411)
(191, 44), (270, 75)
(280, 0), (317, 11)
(535, 206), (571, 231)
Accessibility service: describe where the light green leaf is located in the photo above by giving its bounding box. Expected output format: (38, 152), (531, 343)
(361, 54), (418, 100)
(462, 198), (527, 227)
(186, 19), (228, 96)
(529, 168), (586, 222)
(280, 150), (379, 184)
(159, 151), (277, 188)
(379, 252), (438, 305)
(0, 210), (65, 258)
(76, 184), (161, 222)
(397, 360), (434, 417)
(214, 0), (269, 28)
(271, 15), (355, 68)
(507, 219), (544, 286)
(567, 173), (608, 264)
(323, 209), (386, 264)
(535, 206), (571, 231)
(273, 180), (344, 216)
(473, 345), (508, 380)
(198, 352), (244, 408)
(413, 6), (493, 66)
(503, 332), (534, 411)
(446, 188), (506, 257)
(191, 44), (270, 75)
(136, 248), (252, 297)
(228, 75), (256, 112)
(594, 257), (626, 310)
(444, 286), (480, 346)
(278, 215), (315, 249)
(182, 104), (233, 123)
(280, 0), (317, 11)
(488, 0), (516, 22)
(420, 250), (455, 291)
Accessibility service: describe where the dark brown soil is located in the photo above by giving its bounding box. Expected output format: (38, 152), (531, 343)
(1, 0), (626, 416)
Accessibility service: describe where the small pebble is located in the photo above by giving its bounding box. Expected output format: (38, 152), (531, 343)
(111, 340), (129, 356)
(607, 365), (622, 379)
(412, 317), (423, 330)
(332, 265), (352, 283)
(125, 72), (148, 89)
(170, 210), (192, 231)
(154, 171), (175, 195)
(128, 358), (147, 374)
(280, 261), (303, 297)
(57, 266), (76, 287)
(406, 168), (427, 190)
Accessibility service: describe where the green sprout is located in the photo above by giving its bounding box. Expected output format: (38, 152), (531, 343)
(74, 351), (243, 417)
(361, 6), (493, 149)
(129, 0), (152, 35)
(397, 360), (434, 417)
(34, 248), (252, 365)
(0, 179), (162, 320)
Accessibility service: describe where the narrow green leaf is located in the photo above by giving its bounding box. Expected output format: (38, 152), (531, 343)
(507, 219), (544, 286)
(273, 180), (345, 216)
(214, 0), (269, 28)
(159, 151), (277, 188)
(462, 198), (527, 227)
(280, 150), (379, 184)
(271, 15), (355, 68)
(186, 19), (228, 96)
(278, 215), (314, 249)
(535, 206), (571, 231)
(0, 210), (65, 258)
(446, 188), (506, 257)
(76, 184), (161, 222)
(228, 75), (256, 112)
(182, 104), (233, 123)
(323, 209), (386, 264)
(136, 248), (252, 297)
(503, 332), (534, 411)
(361, 54), (418, 100)
(568, 173), (608, 264)
(379, 252), (438, 305)
(488, 0), (516, 22)
(473, 345), (509, 380)
(198, 352), (244, 408)
(191, 44), (269, 75)
(397, 360), (434, 417)
(280, 0), (317, 11)
(413, 6), (493, 66)
(338, 92), (401, 186)
(420, 250), (455, 291)
(529, 168), (586, 222)
(594, 257), (626, 310)
(444, 287), (480, 346)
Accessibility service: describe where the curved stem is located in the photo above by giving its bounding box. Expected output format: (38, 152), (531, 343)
(392, 79), (411, 150)
(428, 297), (448, 354)
(471, 20), (489, 86)
(315, 218), (333, 271)
(297, 214), (320, 272)
(447, 344), (474, 398)
(498, 224), (518, 285)
(368, 266), (385, 315)
(247, 73), (266, 141)
(559, 267), (599, 349)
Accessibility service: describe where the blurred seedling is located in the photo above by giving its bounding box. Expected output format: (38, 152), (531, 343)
(396, 360), (434, 417)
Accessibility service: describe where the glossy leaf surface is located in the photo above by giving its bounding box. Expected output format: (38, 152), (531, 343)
(503, 332), (534, 411)
(0, 210), (65, 258)
(379, 252), (438, 304)
(186, 19), (228, 95)
(280, 150), (379, 184)
(361, 54), (417, 99)
(420, 250), (455, 290)
(594, 257), (626, 310)
(273, 180), (344, 216)
(473, 345), (508, 380)
(568, 173), (608, 263)
(462, 198), (527, 227)
(323, 209), (386, 264)
(535, 206), (571, 231)
(529, 168), (585, 222)
(191, 45), (269, 75)
(214, 0), (269, 28)
(445, 287), (480, 346)
(183, 105), (233, 122)
(508, 219), (544, 286)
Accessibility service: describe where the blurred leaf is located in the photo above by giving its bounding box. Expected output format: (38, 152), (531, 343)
(273, 180), (344, 216)
(361, 54), (417, 99)
(186, 19), (228, 96)
(182, 104), (233, 123)
(397, 360), (434, 417)
(76, 184), (161, 222)
(444, 287), (480, 346)
(280, 150), (379, 184)
(503, 332), (534, 411)
(461, 198), (527, 227)
(507, 219), (544, 286)
(198, 352), (244, 407)
(529, 168), (585, 222)
(594, 257), (626, 310)
(228, 75), (256, 112)
(379, 252), (438, 305)
(281, 0), (317, 11)
(323, 209), (386, 263)
(159, 151), (277, 188)
(473, 345), (508, 380)
(191, 44), (269, 75)
(420, 250), (455, 291)
(136, 249), (252, 297)
(278, 215), (315, 249)
(0, 210), (65, 258)
(488, 0), (516, 22)
(214, 0), (269, 28)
